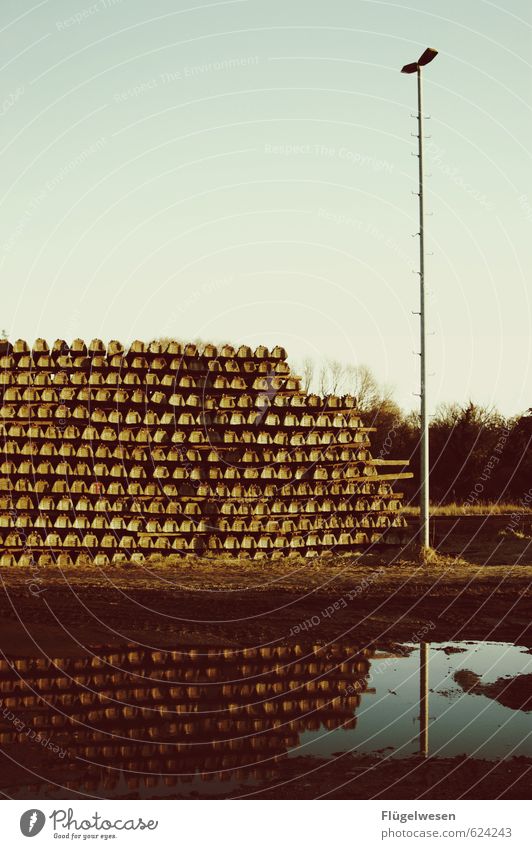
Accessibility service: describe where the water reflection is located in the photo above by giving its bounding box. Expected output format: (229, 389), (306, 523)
(419, 641), (429, 758)
(0, 640), (530, 798)
(0, 642), (372, 798)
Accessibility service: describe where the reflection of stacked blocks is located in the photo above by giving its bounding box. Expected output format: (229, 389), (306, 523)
(0, 643), (372, 793)
(0, 338), (410, 565)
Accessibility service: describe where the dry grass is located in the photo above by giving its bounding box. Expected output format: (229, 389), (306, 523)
(400, 501), (532, 517)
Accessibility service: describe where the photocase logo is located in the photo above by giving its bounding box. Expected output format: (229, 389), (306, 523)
(20, 809), (46, 837)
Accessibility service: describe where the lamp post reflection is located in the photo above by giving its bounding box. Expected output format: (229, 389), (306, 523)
(419, 641), (429, 757)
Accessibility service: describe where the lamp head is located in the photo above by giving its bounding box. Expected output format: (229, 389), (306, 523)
(401, 48), (438, 74)
(418, 47), (438, 66)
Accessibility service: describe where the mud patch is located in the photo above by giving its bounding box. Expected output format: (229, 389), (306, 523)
(454, 670), (532, 712)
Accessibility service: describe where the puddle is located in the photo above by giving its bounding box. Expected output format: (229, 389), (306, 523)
(0, 640), (530, 798)
(296, 641), (531, 762)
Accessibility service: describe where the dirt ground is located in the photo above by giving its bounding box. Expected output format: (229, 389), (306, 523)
(0, 523), (530, 650)
(0, 522), (530, 801)
(235, 754), (532, 800)
(1, 750), (529, 801)
(454, 670), (532, 712)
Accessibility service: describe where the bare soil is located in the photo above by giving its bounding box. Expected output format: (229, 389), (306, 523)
(235, 754), (532, 800)
(0, 543), (530, 651)
(0, 523), (530, 800)
(454, 670), (532, 712)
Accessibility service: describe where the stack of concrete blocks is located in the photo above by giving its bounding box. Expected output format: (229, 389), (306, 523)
(0, 338), (410, 565)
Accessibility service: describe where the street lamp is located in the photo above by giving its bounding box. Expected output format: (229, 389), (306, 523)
(401, 47), (438, 555)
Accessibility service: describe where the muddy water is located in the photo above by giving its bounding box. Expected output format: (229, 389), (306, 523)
(0, 640), (530, 799)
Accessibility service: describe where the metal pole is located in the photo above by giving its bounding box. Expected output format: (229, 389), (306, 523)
(419, 640), (429, 757)
(417, 67), (430, 552)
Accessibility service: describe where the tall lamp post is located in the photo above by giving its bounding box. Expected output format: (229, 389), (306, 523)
(401, 47), (438, 554)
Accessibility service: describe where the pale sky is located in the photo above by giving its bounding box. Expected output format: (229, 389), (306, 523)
(1, 0), (531, 415)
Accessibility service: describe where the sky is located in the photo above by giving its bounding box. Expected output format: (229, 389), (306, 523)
(0, 0), (531, 415)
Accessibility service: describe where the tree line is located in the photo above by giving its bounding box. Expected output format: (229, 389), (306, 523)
(297, 357), (531, 505)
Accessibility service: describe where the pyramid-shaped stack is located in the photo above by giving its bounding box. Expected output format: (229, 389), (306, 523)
(0, 338), (411, 565)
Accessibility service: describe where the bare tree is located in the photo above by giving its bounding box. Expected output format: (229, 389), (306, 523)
(296, 356), (394, 410)
(301, 357), (314, 393)
(327, 359), (346, 394)
(315, 358), (349, 395)
(342, 363), (382, 410)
